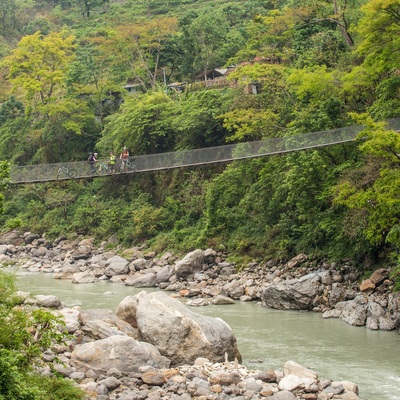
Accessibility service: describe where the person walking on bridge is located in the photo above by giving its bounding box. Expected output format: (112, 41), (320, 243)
(120, 146), (129, 173)
(88, 152), (98, 174)
(108, 151), (116, 173)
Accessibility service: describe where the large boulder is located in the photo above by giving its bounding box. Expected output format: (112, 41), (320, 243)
(104, 256), (130, 276)
(175, 249), (205, 280)
(155, 264), (175, 284)
(263, 273), (324, 310)
(70, 335), (170, 374)
(133, 291), (242, 366)
(366, 297), (399, 331)
(72, 271), (95, 284)
(79, 309), (137, 339)
(34, 294), (62, 309)
(337, 295), (368, 326)
(125, 272), (157, 287)
(0, 230), (24, 246)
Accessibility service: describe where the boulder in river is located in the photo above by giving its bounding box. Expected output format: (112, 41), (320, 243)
(263, 273), (324, 310)
(119, 290), (242, 366)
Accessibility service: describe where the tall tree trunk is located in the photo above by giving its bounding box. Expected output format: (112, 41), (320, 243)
(332, 0), (354, 47)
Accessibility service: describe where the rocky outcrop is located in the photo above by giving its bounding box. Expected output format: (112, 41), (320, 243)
(123, 291), (242, 366)
(263, 273), (324, 310)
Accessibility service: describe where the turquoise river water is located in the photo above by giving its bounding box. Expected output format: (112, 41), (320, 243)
(15, 271), (400, 400)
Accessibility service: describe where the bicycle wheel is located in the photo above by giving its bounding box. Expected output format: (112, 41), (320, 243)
(67, 168), (77, 178)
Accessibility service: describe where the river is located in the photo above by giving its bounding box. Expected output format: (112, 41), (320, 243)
(16, 271), (400, 400)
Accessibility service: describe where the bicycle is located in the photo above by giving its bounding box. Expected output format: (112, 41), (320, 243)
(120, 157), (136, 173)
(56, 165), (77, 179)
(97, 161), (112, 175)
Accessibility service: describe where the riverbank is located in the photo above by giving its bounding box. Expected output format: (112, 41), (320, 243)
(5, 231), (400, 398)
(1, 230), (399, 333)
(12, 279), (365, 400)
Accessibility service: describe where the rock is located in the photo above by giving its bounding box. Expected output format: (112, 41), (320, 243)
(134, 291), (242, 366)
(25, 233), (40, 244)
(56, 308), (81, 333)
(79, 309), (138, 338)
(105, 256), (130, 276)
(269, 391), (297, 400)
(287, 253), (308, 269)
(115, 295), (139, 328)
(338, 295), (367, 326)
(331, 380), (358, 394)
(81, 319), (130, 339)
(0, 230), (24, 246)
(175, 249), (205, 280)
(221, 280), (245, 299)
(283, 360), (317, 379)
(203, 248), (217, 264)
(186, 298), (210, 306)
(360, 279), (375, 293)
(212, 295), (236, 305)
(34, 294), (62, 309)
(141, 371), (165, 386)
(73, 244), (92, 259)
(125, 272), (157, 287)
(72, 271), (95, 284)
(369, 268), (389, 286)
(155, 264), (175, 284)
(366, 300), (398, 331)
(257, 369), (277, 383)
(263, 275), (324, 310)
(97, 376), (121, 390)
(278, 374), (305, 391)
(70, 336), (170, 374)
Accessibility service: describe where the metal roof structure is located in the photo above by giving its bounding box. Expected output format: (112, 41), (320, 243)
(9, 118), (400, 184)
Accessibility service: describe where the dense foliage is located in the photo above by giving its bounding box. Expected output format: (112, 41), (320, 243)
(0, 0), (399, 279)
(0, 271), (84, 399)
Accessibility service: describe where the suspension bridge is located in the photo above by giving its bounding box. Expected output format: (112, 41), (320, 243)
(9, 118), (400, 184)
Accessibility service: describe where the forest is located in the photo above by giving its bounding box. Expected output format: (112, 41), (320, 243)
(0, 0), (399, 278)
(0, 2), (399, 395)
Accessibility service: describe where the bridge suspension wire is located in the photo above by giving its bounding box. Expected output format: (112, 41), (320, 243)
(9, 118), (400, 184)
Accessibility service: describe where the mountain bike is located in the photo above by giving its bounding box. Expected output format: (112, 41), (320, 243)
(56, 165), (77, 179)
(97, 161), (112, 175)
(120, 157), (136, 173)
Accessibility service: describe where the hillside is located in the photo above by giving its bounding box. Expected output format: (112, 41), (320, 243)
(0, 0), (399, 288)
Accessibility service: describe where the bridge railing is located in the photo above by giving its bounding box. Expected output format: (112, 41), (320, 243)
(10, 118), (400, 184)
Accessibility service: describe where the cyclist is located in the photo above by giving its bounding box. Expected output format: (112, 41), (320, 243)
(88, 152), (98, 174)
(120, 147), (129, 173)
(108, 151), (116, 173)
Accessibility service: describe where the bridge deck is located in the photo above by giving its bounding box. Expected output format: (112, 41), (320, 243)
(10, 119), (400, 184)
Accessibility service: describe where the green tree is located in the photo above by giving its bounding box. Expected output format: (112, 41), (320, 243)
(172, 89), (233, 149)
(353, 0), (400, 119)
(98, 91), (177, 155)
(2, 30), (76, 107)
(110, 17), (178, 91)
(33, 98), (99, 162)
(185, 9), (230, 79)
(334, 116), (400, 253)
(72, 0), (109, 18)
(222, 63), (291, 141)
(0, 96), (31, 164)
